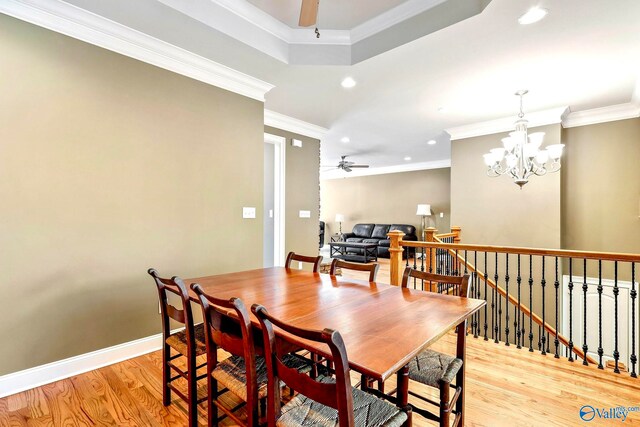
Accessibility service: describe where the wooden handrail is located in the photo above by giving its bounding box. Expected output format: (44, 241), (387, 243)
(429, 239), (596, 364)
(401, 241), (640, 263)
(434, 232), (457, 239)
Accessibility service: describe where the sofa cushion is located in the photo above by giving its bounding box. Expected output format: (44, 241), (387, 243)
(345, 237), (364, 243)
(371, 224), (390, 239)
(377, 239), (391, 247)
(390, 224), (416, 237)
(362, 239), (380, 244)
(352, 224), (375, 238)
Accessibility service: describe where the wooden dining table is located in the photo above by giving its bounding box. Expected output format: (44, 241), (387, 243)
(186, 267), (485, 425)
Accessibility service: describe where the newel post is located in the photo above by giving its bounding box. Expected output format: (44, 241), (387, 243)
(388, 230), (405, 286)
(451, 226), (462, 244)
(425, 227), (437, 274)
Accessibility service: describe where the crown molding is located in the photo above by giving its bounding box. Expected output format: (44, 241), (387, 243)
(446, 106), (569, 141)
(320, 159), (451, 180)
(562, 102), (640, 128)
(351, 0), (447, 43)
(0, 0), (274, 101)
(264, 110), (329, 140)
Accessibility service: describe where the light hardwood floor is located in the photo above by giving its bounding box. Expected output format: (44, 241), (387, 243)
(3, 260), (639, 426)
(2, 330), (640, 426)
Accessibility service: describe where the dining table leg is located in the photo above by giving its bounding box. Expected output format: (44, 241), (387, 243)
(396, 365), (412, 426)
(456, 319), (468, 426)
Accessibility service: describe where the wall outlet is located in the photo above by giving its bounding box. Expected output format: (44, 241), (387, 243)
(299, 210), (311, 218)
(440, 212), (444, 218)
(243, 207), (256, 219)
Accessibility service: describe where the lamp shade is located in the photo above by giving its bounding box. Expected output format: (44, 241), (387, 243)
(416, 204), (431, 216)
(335, 214), (345, 223)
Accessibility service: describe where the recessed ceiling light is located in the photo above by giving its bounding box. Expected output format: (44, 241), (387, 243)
(404, 156), (412, 161)
(437, 107), (447, 113)
(518, 7), (548, 25)
(341, 137), (350, 143)
(427, 140), (437, 145)
(341, 77), (357, 88)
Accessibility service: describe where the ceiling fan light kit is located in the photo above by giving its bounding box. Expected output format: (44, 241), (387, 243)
(483, 90), (564, 188)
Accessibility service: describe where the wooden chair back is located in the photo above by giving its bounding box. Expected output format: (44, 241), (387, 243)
(251, 304), (355, 427)
(191, 284), (260, 426)
(148, 268), (197, 349)
(285, 251), (322, 272)
(330, 259), (379, 282)
(401, 268), (471, 297)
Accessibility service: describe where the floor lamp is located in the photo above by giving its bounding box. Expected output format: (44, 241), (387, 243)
(416, 204), (431, 240)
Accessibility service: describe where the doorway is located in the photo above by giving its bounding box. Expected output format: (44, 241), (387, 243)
(264, 133), (285, 267)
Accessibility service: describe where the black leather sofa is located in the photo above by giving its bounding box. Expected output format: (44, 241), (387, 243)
(341, 223), (418, 259)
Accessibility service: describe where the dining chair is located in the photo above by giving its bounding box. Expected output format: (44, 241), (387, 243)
(148, 269), (207, 427)
(191, 284), (312, 427)
(251, 304), (408, 427)
(285, 251), (322, 272)
(400, 268), (470, 427)
(329, 259), (380, 282)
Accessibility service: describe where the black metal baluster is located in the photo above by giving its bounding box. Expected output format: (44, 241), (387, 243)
(597, 260), (604, 369)
(473, 251), (480, 338)
(484, 252), (489, 341)
(420, 248), (425, 291)
(568, 258), (574, 362)
(412, 248), (418, 289)
(582, 259), (589, 366)
(505, 253), (510, 346)
(541, 256), (546, 355)
(546, 330), (551, 354)
(428, 247), (433, 273)
(516, 254), (522, 349)
(631, 262), (637, 377)
(529, 255), (534, 352)
(613, 261), (620, 373)
(554, 257), (559, 358)
(494, 252), (499, 344)
(455, 249), (459, 276)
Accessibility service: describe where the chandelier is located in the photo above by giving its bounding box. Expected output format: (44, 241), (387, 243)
(483, 90), (564, 188)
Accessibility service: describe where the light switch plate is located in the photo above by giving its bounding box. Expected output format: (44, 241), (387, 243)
(299, 210), (311, 218)
(291, 139), (303, 147)
(243, 207), (256, 219)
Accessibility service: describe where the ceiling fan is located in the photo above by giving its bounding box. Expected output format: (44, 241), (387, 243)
(299, 0), (321, 38)
(322, 156), (370, 173)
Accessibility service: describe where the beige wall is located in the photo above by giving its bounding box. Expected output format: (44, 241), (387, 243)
(0, 15), (264, 375)
(264, 126), (320, 259)
(451, 124), (563, 248)
(320, 168), (451, 240)
(562, 118), (640, 254)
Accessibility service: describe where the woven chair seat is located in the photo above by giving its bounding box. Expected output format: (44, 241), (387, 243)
(213, 353), (312, 401)
(407, 349), (462, 387)
(165, 323), (206, 357)
(277, 376), (407, 427)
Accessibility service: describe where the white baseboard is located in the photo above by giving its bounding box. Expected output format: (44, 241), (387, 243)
(0, 332), (164, 398)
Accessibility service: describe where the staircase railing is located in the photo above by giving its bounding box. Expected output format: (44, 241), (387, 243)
(388, 228), (640, 376)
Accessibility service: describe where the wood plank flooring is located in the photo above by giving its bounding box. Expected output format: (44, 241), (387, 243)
(2, 331), (640, 426)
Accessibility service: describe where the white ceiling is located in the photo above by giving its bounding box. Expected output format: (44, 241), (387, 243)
(18, 0), (640, 174)
(246, 0), (410, 30)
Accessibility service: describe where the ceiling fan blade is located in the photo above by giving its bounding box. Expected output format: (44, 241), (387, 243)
(299, 0), (318, 27)
(349, 165), (370, 168)
(343, 166), (352, 172)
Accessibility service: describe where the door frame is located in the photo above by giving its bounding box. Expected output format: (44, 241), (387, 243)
(264, 133), (286, 267)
